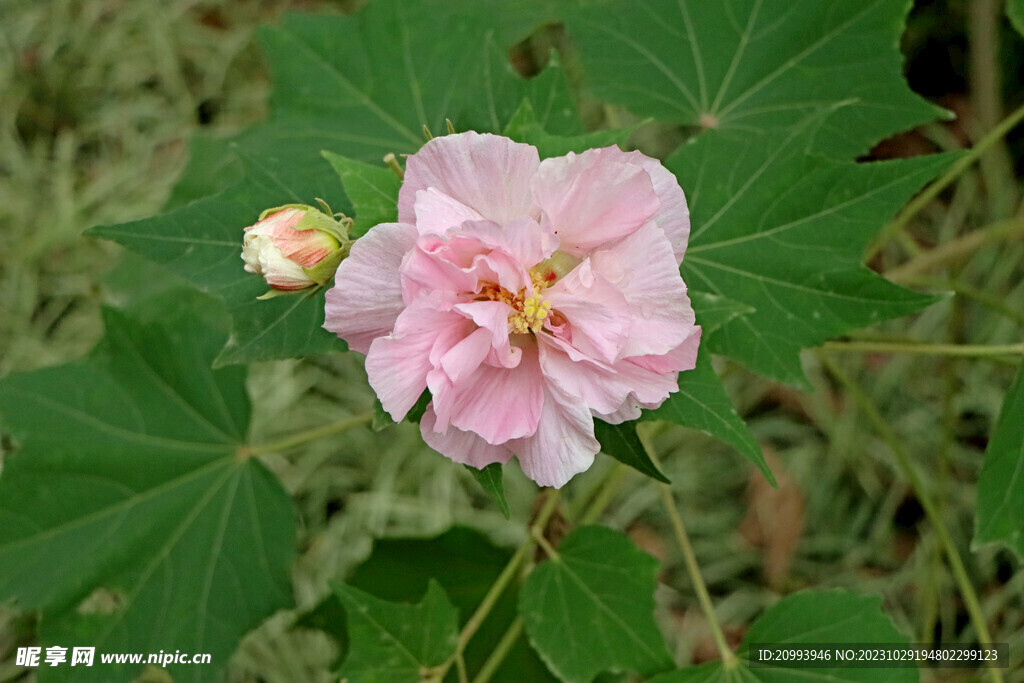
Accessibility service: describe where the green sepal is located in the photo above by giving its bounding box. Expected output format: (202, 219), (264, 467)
(303, 246), (348, 287)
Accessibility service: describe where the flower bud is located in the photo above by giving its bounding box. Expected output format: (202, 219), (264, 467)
(242, 204), (350, 297)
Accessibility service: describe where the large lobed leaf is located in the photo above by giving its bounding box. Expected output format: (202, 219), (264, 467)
(974, 365), (1024, 560)
(519, 525), (673, 682)
(668, 119), (956, 385)
(333, 581), (459, 683)
(0, 292), (294, 682)
(561, 0), (946, 159)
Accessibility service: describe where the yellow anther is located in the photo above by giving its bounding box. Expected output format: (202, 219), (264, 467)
(478, 278), (555, 335)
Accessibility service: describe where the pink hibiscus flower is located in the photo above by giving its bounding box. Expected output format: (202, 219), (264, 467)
(324, 132), (700, 488)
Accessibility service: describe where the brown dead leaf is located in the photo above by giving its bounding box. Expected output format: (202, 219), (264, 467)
(739, 450), (805, 590)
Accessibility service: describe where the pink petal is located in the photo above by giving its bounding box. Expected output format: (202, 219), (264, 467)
(438, 327), (492, 383)
(420, 405), (513, 469)
(412, 187), (484, 235)
(509, 382), (600, 488)
(453, 300), (521, 369)
(545, 259), (631, 363)
(627, 326), (702, 374)
(366, 302), (473, 421)
(592, 328), (703, 424)
(324, 222), (418, 354)
(458, 216), (554, 267)
(399, 132), (540, 225)
(585, 147), (690, 264)
(428, 340), (543, 445)
(401, 230), (528, 301)
(538, 334), (681, 416)
(590, 221), (697, 358)
(532, 150), (660, 256)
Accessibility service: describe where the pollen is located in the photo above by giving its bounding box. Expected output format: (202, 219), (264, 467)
(479, 268), (555, 335)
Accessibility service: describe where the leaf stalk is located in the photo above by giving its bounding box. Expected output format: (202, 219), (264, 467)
(821, 341), (1023, 357)
(241, 411), (373, 457)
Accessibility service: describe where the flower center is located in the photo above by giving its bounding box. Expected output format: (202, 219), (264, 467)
(479, 268), (553, 334)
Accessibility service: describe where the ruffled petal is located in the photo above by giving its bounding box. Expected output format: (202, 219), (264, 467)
(591, 328), (703, 425)
(420, 405), (513, 469)
(626, 326), (702, 374)
(458, 216), (553, 268)
(453, 300), (521, 369)
(533, 149), (660, 256)
(545, 259), (630, 363)
(582, 147), (690, 264)
(590, 221), (696, 358)
(401, 230), (528, 300)
(538, 334), (681, 416)
(438, 327), (492, 383)
(428, 340), (543, 445)
(412, 187), (485, 235)
(510, 381), (599, 488)
(399, 132), (540, 225)
(366, 302), (473, 421)
(324, 221), (418, 353)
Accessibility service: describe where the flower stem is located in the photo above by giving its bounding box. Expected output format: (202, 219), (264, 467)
(817, 353), (1003, 683)
(639, 427), (738, 669)
(433, 488), (561, 681)
(867, 99), (1024, 260)
(821, 340), (1023, 358)
(472, 617), (524, 683)
(885, 217), (1024, 283)
(575, 462), (631, 525)
(239, 411), (373, 458)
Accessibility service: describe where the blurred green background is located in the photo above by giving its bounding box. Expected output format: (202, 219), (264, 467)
(1, 0), (1022, 681)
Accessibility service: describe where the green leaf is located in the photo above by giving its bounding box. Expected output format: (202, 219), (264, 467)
(593, 420), (670, 483)
(334, 580), (459, 683)
(974, 365), (1024, 560)
(467, 463), (512, 519)
(95, 1), (585, 365)
(519, 525), (672, 682)
(650, 589), (916, 682)
(323, 152), (401, 238)
(343, 527), (554, 682)
(689, 292), (755, 337)
(668, 120), (955, 385)
(0, 291), (294, 683)
(561, 0), (946, 158)
(1008, 0), (1024, 38)
(647, 347), (772, 484)
(502, 100), (634, 159)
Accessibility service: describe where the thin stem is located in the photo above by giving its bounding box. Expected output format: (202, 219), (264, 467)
(531, 526), (561, 560)
(821, 341), (1023, 358)
(906, 277), (1024, 326)
(968, 0), (1017, 218)
(885, 217), (1024, 283)
(577, 462), (630, 525)
(434, 488), (561, 681)
(817, 353), (1003, 683)
(472, 617), (524, 683)
(867, 99), (1024, 260)
(639, 428), (738, 669)
(240, 411), (373, 457)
